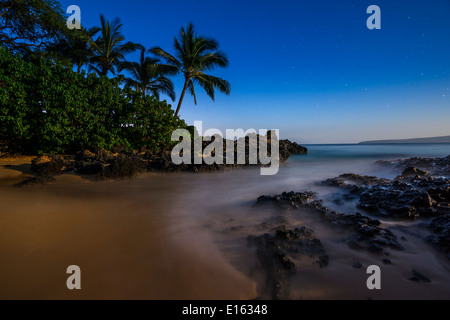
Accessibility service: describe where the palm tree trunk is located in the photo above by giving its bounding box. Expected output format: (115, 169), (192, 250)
(175, 78), (189, 117)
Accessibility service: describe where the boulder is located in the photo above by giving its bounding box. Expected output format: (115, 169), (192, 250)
(248, 225), (328, 299)
(94, 148), (115, 163)
(30, 155), (52, 171)
(98, 154), (147, 180)
(31, 154), (71, 173)
(323, 173), (390, 187)
(396, 167), (430, 179)
(75, 150), (96, 162)
(425, 214), (450, 260)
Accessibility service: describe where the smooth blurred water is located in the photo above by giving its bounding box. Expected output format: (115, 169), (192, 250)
(298, 143), (450, 162)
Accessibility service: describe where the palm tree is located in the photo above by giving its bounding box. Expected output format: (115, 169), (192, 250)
(151, 23), (230, 117)
(55, 27), (100, 74)
(118, 48), (178, 101)
(27, 27), (98, 72)
(89, 14), (141, 76)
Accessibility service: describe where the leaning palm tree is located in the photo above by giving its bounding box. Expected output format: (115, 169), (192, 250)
(89, 14), (141, 76)
(118, 48), (178, 101)
(150, 23), (230, 117)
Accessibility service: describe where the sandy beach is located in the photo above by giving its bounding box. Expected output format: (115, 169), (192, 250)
(0, 158), (256, 299)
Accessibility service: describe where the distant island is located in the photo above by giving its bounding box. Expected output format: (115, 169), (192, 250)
(360, 135), (450, 144)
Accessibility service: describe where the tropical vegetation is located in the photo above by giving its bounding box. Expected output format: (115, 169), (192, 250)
(0, 0), (230, 154)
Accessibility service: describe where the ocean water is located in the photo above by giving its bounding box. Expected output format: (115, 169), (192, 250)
(1, 144), (449, 299)
(272, 143), (450, 193)
(299, 143), (450, 162)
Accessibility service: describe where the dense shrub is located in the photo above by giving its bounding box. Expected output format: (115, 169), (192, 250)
(0, 47), (186, 154)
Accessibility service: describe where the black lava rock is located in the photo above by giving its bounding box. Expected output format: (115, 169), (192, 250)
(247, 225), (328, 299)
(98, 154), (147, 180)
(409, 270), (432, 283)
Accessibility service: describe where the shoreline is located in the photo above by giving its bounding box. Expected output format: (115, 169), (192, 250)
(0, 136), (308, 187)
(1, 151), (449, 299)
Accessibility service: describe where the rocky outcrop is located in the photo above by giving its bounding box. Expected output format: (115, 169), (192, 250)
(19, 154), (71, 186)
(246, 153), (450, 297)
(98, 154), (147, 180)
(250, 189), (407, 298)
(322, 164), (450, 219)
(426, 214), (450, 260)
(357, 176), (450, 219)
(256, 191), (404, 253)
(376, 155), (450, 176)
(257, 191), (318, 209)
(75, 148), (115, 163)
(397, 167), (430, 179)
(323, 173), (390, 188)
(20, 136), (307, 185)
(320, 155), (450, 260)
(279, 140), (307, 162)
(248, 226), (328, 300)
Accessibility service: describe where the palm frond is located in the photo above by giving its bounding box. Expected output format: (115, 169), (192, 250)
(90, 14), (140, 76)
(194, 73), (231, 101)
(150, 46), (182, 68)
(124, 77), (141, 91)
(88, 64), (103, 76)
(198, 51), (229, 71)
(154, 63), (179, 77)
(193, 37), (219, 56)
(187, 80), (197, 105)
(155, 76), (176, 101)
(193, 74), (215, 101)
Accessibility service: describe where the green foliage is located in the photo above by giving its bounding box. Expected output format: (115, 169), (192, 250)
(0, 0), (68, 54)
(121, 89), (186, 151)
(0, 47), (186, 154)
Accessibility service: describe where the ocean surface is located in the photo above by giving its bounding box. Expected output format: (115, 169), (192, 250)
(1, 143), (449, 299)
(300, 143), (450, 162)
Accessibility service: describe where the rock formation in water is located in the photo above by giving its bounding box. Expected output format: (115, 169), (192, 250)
(248, 226), (328, 300)
(19, 134), (308, 185)
(321, 156), (450, 261)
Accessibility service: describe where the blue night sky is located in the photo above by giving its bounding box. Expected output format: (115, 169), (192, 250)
(60, 0), (450, 143)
